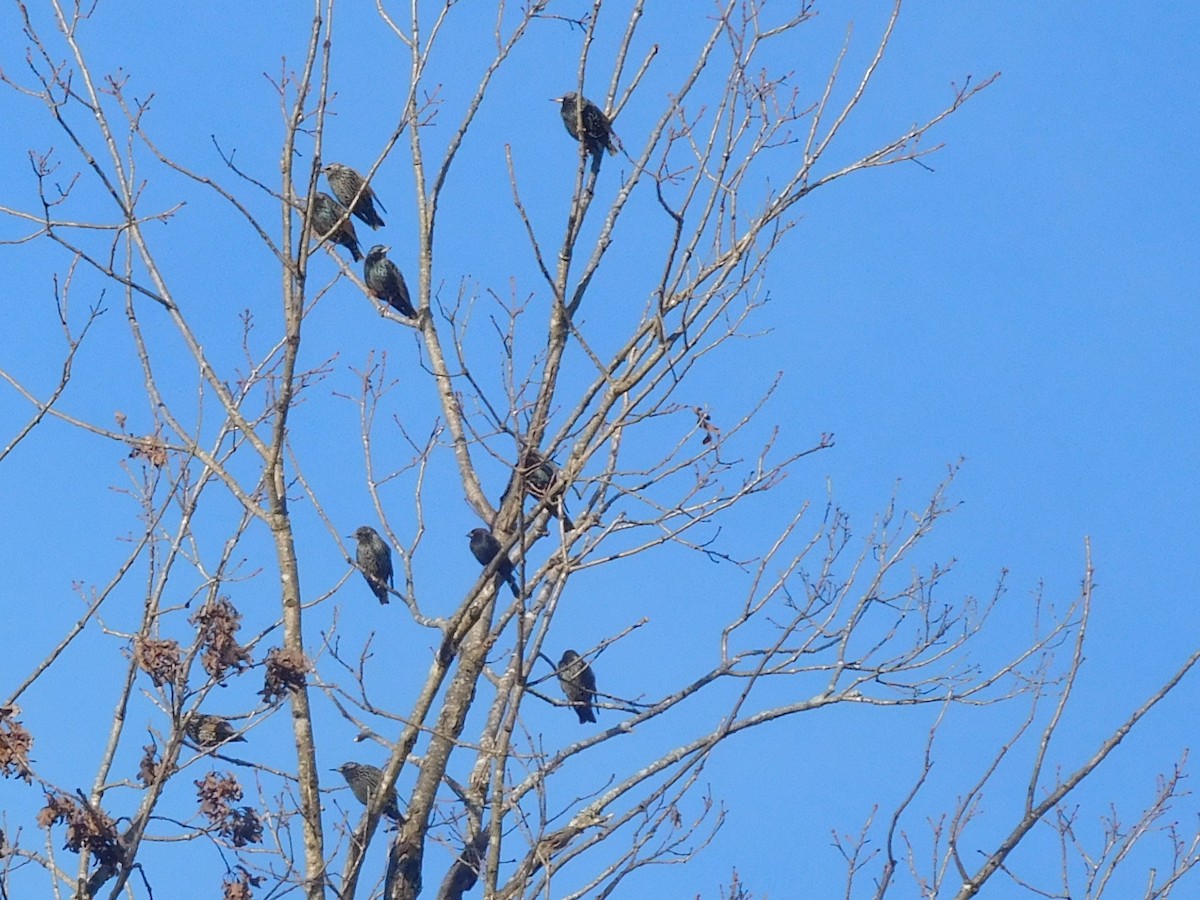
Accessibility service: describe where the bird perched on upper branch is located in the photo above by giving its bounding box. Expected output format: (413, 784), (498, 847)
(467, 528), (520, 597)
(323, 162), (386, 229)
(552, 92), (619, 172)
(309, 192), (363, 261)
(557, 650), (598, 724)
(504, 448), (574, 531)
(184, 712), (246, 748)
(364, 245), (416, 318)
(350, 525), (393, 605)
(333, 762), (404, 822)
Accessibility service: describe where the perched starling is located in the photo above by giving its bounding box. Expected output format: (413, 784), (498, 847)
(308, 192), (363, 262)
(183, 712), (246, 748)
(351, 525), (393, 605)
(333, 762), (404, 822)
(364, 246), (416, 318)
(323, 162), (386, 229)
(557, 650), (597, 724)
(513, 449), (574, 531)
(553, 92), (619, 171)
(467, 527), (520, 598)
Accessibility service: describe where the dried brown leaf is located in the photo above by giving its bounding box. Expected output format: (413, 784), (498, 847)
(258, 646), (310, 703)
(133, 637), (182, 687)
(37, 792), (122, 866)
(189, 597), (252, 679)
(0, 704), (34, 782)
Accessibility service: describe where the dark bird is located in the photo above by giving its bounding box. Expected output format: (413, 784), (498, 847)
(557, 650), (597, 724)
(333, 762), (404, 822)
(467, 527), (520, 598)
(309, 192), (363, 261)
(511, 449), (574, 531)
(323, 162), (387, 229)
(183, 712), (246, 748)
(553, 92), (619, 172)
(364, 245), (416, 318)
(351, 525), (393, 605)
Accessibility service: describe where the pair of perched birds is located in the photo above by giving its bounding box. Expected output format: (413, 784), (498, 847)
(347, 525), (523, 605)
(329, 657), (593, 819)
(347, 525), (525, 604)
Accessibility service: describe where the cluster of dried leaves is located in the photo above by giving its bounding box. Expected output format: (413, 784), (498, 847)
(137, 742), (174, 786)
(195, 772), (263, 848)
(0, 704), (33, 781)
(190, 597), (252, 679)
(37, 792), (122, 867)
(133, 637), (182, 687)
(127, 433), (168, 468)
(222, 866), (263, 900)
(258, 647), (309, 703)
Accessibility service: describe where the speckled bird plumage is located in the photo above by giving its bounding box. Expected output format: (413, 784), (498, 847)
(334, 762), (404, 821)
(309, 192), (363, 261)
(184, 712), (246, 748)
(364, 246), (416, 318)
(516, 449), (574, 531)
(557, 650), (597, 724)
(555, 92), (619, 170)
(352, 525), (393, 605)
(467, 527), (520, 597)
(323, 162), (386, 229)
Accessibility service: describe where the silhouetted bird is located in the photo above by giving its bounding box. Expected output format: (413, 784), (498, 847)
(467, 527), (520, 597)
(351, 525), (393, 604)
(184, 712), (246, 748)
(557, 650), (597, 724)
(553, 92), (619, 172)
(310, 192), (363, 261)
(363, 246), (416, 318)
(323, 162), (386, 229)
(333, 762), (404, 822)
(514, 449), (574, 531)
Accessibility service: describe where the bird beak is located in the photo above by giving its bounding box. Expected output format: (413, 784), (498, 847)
(549, 96), (561, 103)
(382, 246), (391, 253)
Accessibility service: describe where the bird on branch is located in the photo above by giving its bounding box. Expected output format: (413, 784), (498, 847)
(323, 162), (386, 229)
(553, 92), (620, 172)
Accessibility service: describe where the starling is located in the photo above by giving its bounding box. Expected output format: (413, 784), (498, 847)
(183, 712), (246, 748)
(333, 762), (404, 822)
(364, 245), (416, 318)
(467, 527), (520, 598)
(514, 449), (574, 531)
(351, 525), (393, 605)
(323, 162), (387, 229)
(309, 192), (363, 262)
(557, 650), (597, 724)
(553, 92), (619, 171)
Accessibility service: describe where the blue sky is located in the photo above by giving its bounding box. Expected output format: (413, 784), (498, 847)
(1, 2), (1198, 898)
